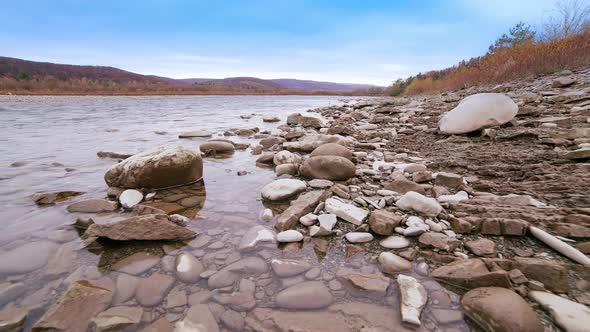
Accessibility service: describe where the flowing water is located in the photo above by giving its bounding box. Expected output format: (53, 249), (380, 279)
(0, 95), (469, 331)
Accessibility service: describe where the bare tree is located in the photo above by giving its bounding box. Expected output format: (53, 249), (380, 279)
(541, 0), (590, 40)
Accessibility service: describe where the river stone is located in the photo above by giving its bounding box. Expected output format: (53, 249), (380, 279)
(275, 163), (299, 176)
(385, 179), (426, 195)
(337, 270), (390, 296)
(32, 190), (84, 205)
(432, 259), (511, 289)
(199, 141), (235, 155)
(271, 259), (312, 277)
(310, 143), (353, 160)
(238, 225), (276, 252)
(275, 281), (333, 309)
(379, 252), (412, 273)
(318, 213), (337, 230)
(84, 214), (196, 241)
(263, 115), (280, 122)
(396, 191), (443, 217)
(208, 257), (268, 289)
(111, 252), (160, 275)
(92, 306), (143, 332)
(104, 145), (203, 189)
(465, 238), (496, 256)
(0, 283), (26, 306)
(175, 304), (220, 332)
(67, 199), (118, 213)
(462, 287), (543, 332)
(398, 274), (428, 325)
(300, 156), (356, 181)
(273, 150), (301, 165)
(175, 252), (204, 283)
(260, 137), (286, 149)
(325, 197), (369, 225)
(119, 189), (143, 210)
(0, 307), (28, 332)
(220, 309), (244, 331)
(369, 210), (402, 235)
(439, 93), (518, 134)
(179, 130), (212, 138)
(275, 190), (331, 231)
(261, 179), (307, 201)
(380, 236), (411, 249)
(135, 273), (175, 306)
(286, 113), (323, 128)
(308, 179), (334, 189)
(345, 232), (374, 243)
(138, 318), (174, 332)
(277, 230), (304, 242)
(0, 241), (58, 275)
(530, 291), (590, 332)
(113, 273), (140, 304)
(33, 281), (112, 332)
(418, 232), (461, 251)
(563, 148), (590, 160)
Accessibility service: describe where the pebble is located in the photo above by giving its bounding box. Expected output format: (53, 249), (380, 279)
(119, 189), (143, 209)
(277, 230), (304, 242)
(379, 235), (410, 249)
(344, 232), (374, 243)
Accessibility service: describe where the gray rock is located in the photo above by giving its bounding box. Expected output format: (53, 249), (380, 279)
(0, 241), (58, 275)
(238, 225), (276, 252)
(271, 259), (312, 277)
(135, 273), (175, 306)
(67, 199), (118, 213)
(175, 252), (204, 283)
(208, 257), (268, 289)
(175, 304), (219, 332)
(92, 306), (143, 332)
(275, 281), (333, 309)
(84, 214), (196, 241)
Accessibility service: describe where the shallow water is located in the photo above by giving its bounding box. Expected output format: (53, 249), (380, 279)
(0, 95), (468, 331)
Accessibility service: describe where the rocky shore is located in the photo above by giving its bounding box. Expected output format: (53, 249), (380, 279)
(1, 68), (589, 331)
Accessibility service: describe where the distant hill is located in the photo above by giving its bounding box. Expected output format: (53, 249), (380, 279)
(0, 56), (382, 95)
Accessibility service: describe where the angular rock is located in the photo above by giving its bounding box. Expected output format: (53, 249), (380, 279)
(104, 145), (203, 189)
(275, 190), (331, 231)
(261, 179), (306, 201)
(85, 214), (196, 241)
(396, 191), (443, 217)
(418, 232), (460, 251)
(135, 273), (175, 306)
(462, 287), (543, 332)
(208, 257), (268, 289)
(530, 291), (590, 332)
(465, 238), (496, 256)
(369, 210), (402, 235)
(300, 156), (356, 181)
(275, 281), (333, 309)
(67, 199), (118, 213)
(379, 252), (412, 273)
(439, 93), (518, 134)
(431, 259), (511, 289)
(324, 197), (369, 225)
(92, 306), (142, 332)
(397, 274), (427, 325)
(238, 225), (276, 251)
(337, 270), (389, 296)
(310, 143), (353, 160)
(0, 307), (28, 332)
(174, 304), (219, 332)
(385, 179), (426, 195)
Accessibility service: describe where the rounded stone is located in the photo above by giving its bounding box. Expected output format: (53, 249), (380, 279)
(277, 230), (304, 242)
(199, 141), (235, 155)
(310, 143), (353, 160)
(273, 150), (301, 166)
(380, 236), (411, 249)
(275, 281), (333, 309)
(119, 189), (143, 210)
(300, 156), (356, 181)
(344, 232), (374, 243)
(379, 252), (412, 273)
(261, 179), (307, 201)
(175, 253), (204, 283)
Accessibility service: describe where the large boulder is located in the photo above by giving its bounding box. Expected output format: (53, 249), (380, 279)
(461, 287), (543, 332)
(438, 93), (518, 134)
(84, 214), (196, 241)
(310, 143), (353, 160)
(104, 145), (203, 189)
(300, 156), (356, 181)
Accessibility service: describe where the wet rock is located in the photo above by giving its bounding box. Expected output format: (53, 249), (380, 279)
(261, 179), (306, 201)
(439, 93), (518, 134)
(465, 238), (496, 256)
(369, 210), (402, 235)
(308, 179), (333, 189)
(85, 214), (196, 241)
(179, 130), (212, 138)
(276, 190), (331, 231)
(199, 141), (235, 155)
(175, 252), (204, 283)
(337, 269), (390, 296)
(275, 281), (333, 309)
(138, 318), (174, 332)
(310, 143), (353, 160)
(380, 235), (410, 249)
(385, 179), (426, 195)
(119, 189), (143, 210)
(263, 115), (280, 122)
(277, 230), (304, 242)
(135, 273), (175, 306)
(379, 252), (412, 273)
(97, 151), (133, 159)
(104, 145), (203, 189)
(0, 241), (58, 275)
(238, 225), (276, 251)
(431, 259), (511, 289)
(397, 274), (427, 325)
(260, 208), (273, 221)
(113, 273), (139, 304)
(0, 307), (28, 332)
(271, 259), (312, 277)
(345, 232), (374, 243)
(111, 252), (160, 275)
(220, 309), (244, 331)
(418, 232), (460, 251)
(174, 304), (220, 332)
(32, 191), (84, 205)
(273, 150), (301, 165)
(33, 280), (112, 332)
(67, 199), (118, 213)
(208, 257), (268, 289)
(462, 287), (543, 332)
(0, 282), (26, 306)
(325, 197), (369, 225)
(396, 191), (442, 217)
(300, 156), (356, 181)
(530, 291), (590, 332)
(92, 306), (142, 332)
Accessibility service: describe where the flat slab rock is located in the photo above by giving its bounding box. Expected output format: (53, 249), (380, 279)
(325, 197), (369, 225)
(275, 281), (333, 310)
(84, 214), (196, 241)
(530, 291), (590, 332)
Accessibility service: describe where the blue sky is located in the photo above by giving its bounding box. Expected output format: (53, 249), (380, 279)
(0, 0), (562, 85)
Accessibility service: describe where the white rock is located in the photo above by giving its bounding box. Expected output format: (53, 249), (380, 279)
(425, 219), (442, 232)
(261, 179), (307, 201)
(260, 208), (273, 221)
(344, 232), (374, 243)
(273, 150), (301, 166)
(397, 274), (427, 325)
(277, 230), (304, 242)
(530, 291), (590, 332)
(438, 93), (518, 134)
(309, 225), (331, 237)
(529, 226), (590, 265)
(238, 225), (276, 251)
(119, 189), (143, 209)
(299, 213), (318, 226)
(379, 252), (412, 273)
(396, 191), (443, 217)
(318, 214), (337, 231)
(404, 226), (426, 237)
(324, 198), (369, 225)
(437, 191), (469, 203)
(380, 236), (410, 249)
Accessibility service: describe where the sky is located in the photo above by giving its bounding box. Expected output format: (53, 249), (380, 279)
(0, 0), (565, 86)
